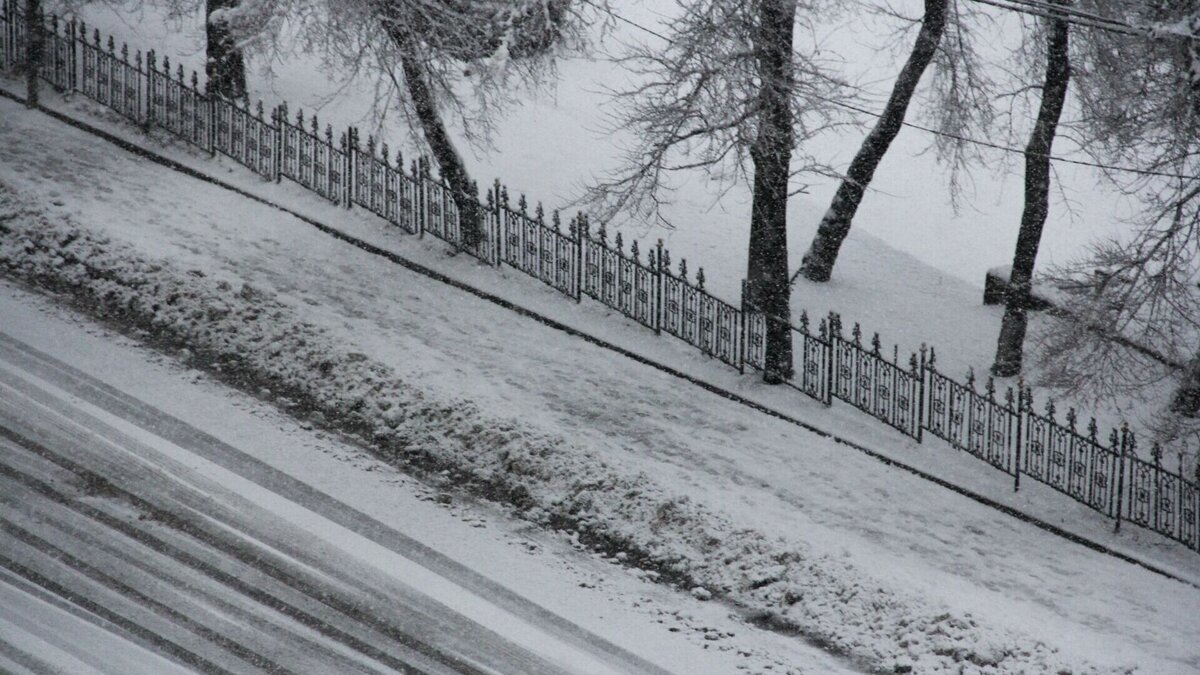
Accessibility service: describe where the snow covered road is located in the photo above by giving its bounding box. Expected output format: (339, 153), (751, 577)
(0, 332), (672, 674)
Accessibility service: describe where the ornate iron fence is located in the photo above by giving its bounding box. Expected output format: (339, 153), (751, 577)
(4, 6), (1199, 557)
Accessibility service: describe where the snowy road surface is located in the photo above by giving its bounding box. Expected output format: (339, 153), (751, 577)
(0, 333), (669, 674)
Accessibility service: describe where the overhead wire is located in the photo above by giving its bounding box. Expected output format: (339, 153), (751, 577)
(577, 0), (1200, 182)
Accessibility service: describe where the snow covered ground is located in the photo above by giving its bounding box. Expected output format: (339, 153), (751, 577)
(2, 97), (1199, 673)
(0, 283), (850, 675)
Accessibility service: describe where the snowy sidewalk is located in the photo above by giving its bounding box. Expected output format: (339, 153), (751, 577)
(2, 97), (1198, 673)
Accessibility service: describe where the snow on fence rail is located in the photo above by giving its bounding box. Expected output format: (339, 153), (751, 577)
(2, 4), (1198, 556)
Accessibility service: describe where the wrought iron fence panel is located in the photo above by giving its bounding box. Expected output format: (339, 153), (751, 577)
(78, 33), (142, 122)
(629, 257), (656, 330)
(744, 311), (766, 371)
(1182, 481), (1198, 549)
(924, 370), (969, 450)
(831, 335), (920, 438)
(0, 1), (16, 70)
(500, 206), (577, 298)
(41, 17), (72, 91)
(660, 273), (698, 346)
(793, 324), (830, 404)
(1127, 456), (1157, 531)
(707, 296), (742, 368)
(279, 118), (343, 204)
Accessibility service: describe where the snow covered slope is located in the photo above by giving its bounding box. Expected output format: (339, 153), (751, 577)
(2, 97), (1199, 673)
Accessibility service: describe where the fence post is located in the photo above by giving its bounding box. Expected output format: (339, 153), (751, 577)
(655, 239), (665, 336)
(1012, 385), (1023, 492)
(1115, 425), (1129, 533)
(575, 213), (585, 303)
(67, 16), (76, 92)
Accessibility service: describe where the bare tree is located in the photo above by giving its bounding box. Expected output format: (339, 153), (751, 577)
(1033, 1), (1200, 448)
(584, 0), (851, 383)
(990, 0), (1072, 377)
(796, 0), (948, 283)
(218, 0), (588, 248)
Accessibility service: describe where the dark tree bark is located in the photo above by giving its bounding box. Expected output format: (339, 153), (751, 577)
(206, 0), (247, 100)
(24, 0), (43, 107)
(798, 0), (947, 283)
(385, 26), (483, 250)
(747, 0), (797, 383)
(992, 2), (1071, 377)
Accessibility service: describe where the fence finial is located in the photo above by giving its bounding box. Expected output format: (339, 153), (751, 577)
(870, 332), (881, 356)
(178, 63), (185, 82)
(1004, 386), (1015, 407)
(1088, 417), (1098, 441)
(799, 310), (809, 333)
(552, 210), (561, 233)
(598, 221), (608, 245)
(966, 366), (976, 390)
(191, 70), (200, 90)
(679, 258), (688, 280)
(661, 247), (670, 271)
(256, 100), (265, 120)
(1046, 398), (1056, 420)
(928, 345), (937, 369)
(820, 317), (829, 341)
(518, 193), (528, 214)
(615, 231), (623, 252)
(1066, 407), (1077, 430)
(631, 240), (640, 261)
(1151, 442), (1163, 466)
(696, 267), (705, 290)
(163, 53), (170, 72)
(985, 376), (995, 400)
(535, 201), (545, 224)
(852, 322), (862, 346)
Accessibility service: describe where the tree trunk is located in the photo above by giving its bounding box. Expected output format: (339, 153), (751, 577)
(991, 2), (1071, 377)
(397, 48), (483, 249)
(747, 0), (797, 384)
(797, 0), (947, 283)
(206, 0), (247, 100)
(23, 0), (43, 108)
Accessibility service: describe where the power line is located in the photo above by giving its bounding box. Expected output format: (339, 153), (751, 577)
(579, 0), (1200, 182)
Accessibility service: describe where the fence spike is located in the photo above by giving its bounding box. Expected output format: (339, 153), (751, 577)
(966, 366), (976, 390)
(78, 19), (86, 38)
(820, 318), (829, 341)
(536, 202), (545, 224)
(178, 63), (185, 81)
(94, 28), (101, 47)
(486, 184), (496, 208)
(326, 124), (334, 144)
(852, 323), (862, 346)
(1046, 398), (1056, 420)
(191, 70), (200, 89)
(162, 53), (169, 72)
(661, 248), (670, 271)
(1124, 424), (1137, 455)
(631, 239), (640, 261)
(985, 376), (995, 400)
(1088, 417), (1098, 441)
(598, 221), (608, 245)
(106, 35), (114, 53)
(679, 258), (689, 280)
(928, 345), (937, 369)
(870, 332), (881, 355)
(1066, 407), (1077, 430)
(893, 344), (899, 365)
(256, 100), (265, 120)
(501, 185), (510, 206)
(339, 129), (347, 151)
(380, 141), (389, 164)
(134, 49), (141, 69)
(147, 49), (156, 69)
(615, 231), (623, 252)
(1004, 386), (1015, 407)
(121, 43), (129, 62)
(910, 352), (919, 375)
(830, 312), (842, 338)
(552, 210), (561, 233)
(395, 147), (404, 168)
(518, 194), (528, 214)
(1151, 442), (1163, 466)
(799, 310), (809, 332)
(697, 268), (706, 290)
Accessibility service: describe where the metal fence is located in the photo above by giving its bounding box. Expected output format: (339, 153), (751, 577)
(3, 4), (1197, 557)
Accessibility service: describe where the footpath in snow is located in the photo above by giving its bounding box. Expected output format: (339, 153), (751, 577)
(1, 98), (1199, 673)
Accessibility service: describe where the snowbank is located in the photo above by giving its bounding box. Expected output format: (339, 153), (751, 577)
(0, 187), (1126, 674)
